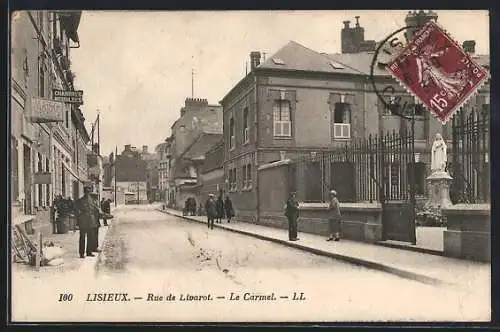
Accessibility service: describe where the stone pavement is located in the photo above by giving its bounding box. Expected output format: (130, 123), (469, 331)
(11, 210), (114, 278)
(158, 208), (490, 288)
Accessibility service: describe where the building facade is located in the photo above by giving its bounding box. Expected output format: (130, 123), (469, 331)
(220, 12), (490, 222)
(168, 98), (223, 209)
(11, 10), (90, 229)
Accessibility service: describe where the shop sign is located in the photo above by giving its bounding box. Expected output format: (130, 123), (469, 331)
(29, 97), (66, 123)
(53, 89), (83, 104)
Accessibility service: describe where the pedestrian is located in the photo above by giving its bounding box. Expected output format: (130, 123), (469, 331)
(224, 195), (234, 223)
(327, 190), (341, 241)
(90, 193), (102, 252)
(75, 184), (99, 258)
(102, 198), (111, 226)
(205, 194), (217, 230)
(215, 195), (224, 223)
(285, 191), (299, 241)
(100, 198), (107, 226)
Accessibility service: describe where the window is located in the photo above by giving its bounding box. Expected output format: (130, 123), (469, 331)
(228, 168), (237, 192)
(243, 108), (249, 144)
(38, 153), (43, 207)
(414, 104), (425, 116)
(65, 108), (69, 128)
(229, 117), (235, 150)
(273, 101), (291, 137)
(330, 61), (345, 69)
(242, 163), (252, 189)
(46, 158), (50, 206)
(332, 98), (351, 139)
(38, 12), (44, 33)
(272, 57), (285, 65)
(38, 58), (45, 97)
(11, 137), (18, 201)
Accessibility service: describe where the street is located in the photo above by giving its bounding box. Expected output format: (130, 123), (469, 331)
(12, 204), (490, 322)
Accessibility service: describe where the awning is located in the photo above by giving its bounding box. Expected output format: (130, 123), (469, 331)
(62, 161), (84, 183)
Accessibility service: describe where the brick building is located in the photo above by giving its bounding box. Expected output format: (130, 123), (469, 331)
(220, 13), (490, 223)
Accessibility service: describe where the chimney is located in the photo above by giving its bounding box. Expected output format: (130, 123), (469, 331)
(462, 40), (476, 54)
(143, 145), (148, 153)
(124, 144), (131, 151)
(355, 16), (360, 27)
(343, 20), (350, 29)
(250, 51), (261, 71)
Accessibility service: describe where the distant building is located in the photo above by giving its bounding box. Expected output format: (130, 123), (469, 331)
(169, 97), (223, 209)
(113, 145), (148, 204)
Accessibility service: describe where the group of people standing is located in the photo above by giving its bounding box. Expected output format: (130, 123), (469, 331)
(74, 183), (113, 258)
(205, 194), (234, 230)
(285, 189), (341, 242)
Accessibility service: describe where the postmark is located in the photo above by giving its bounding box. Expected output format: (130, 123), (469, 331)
(385, 21), (490, 124)
(369, 25), (422, 120)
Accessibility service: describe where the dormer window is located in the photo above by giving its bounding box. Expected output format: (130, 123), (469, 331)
(330, 61), (345, 69)
(272, 58), (285, 65)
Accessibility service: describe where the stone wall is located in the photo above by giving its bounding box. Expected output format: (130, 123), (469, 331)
(443, 204), (491, 262)
(297, 202), (382, 242)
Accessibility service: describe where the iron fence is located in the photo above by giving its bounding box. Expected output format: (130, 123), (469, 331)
(289, 130), (416, 204)
(450, 107), (490, 204)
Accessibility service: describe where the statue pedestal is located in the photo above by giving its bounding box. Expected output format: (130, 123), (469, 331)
(425, 171), (453, 209)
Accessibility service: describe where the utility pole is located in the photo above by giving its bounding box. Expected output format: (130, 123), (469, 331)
(191, 69), (194, 98)
(114, 146), (117, 207)
(97, 110), (100, 203)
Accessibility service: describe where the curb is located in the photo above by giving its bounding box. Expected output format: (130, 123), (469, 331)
(376, 241), (444, 257)
(157, 209), (446, 286)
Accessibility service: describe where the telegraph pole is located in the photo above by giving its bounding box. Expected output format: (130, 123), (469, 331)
(191, 69), (194, 97)
(114, 146), (117, 207)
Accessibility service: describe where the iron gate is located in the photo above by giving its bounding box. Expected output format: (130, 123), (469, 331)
(291, 130), (417, 243)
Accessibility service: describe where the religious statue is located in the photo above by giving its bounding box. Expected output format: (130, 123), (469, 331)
(431, 133), (447, 173)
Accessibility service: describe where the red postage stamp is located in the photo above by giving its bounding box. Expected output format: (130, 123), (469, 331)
(386, 21), (489, 123)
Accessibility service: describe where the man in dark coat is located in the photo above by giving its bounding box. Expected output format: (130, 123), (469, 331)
(285, 191), (300, 241)
(224, 196), (234, 223)
(205, 194), (217, 230)
(75, 184), (99, 258)
(327, 190), (341, 241)
(215, 195), (224, 223)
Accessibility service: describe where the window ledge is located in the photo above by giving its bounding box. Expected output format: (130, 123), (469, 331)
(273, 136), (293, 140)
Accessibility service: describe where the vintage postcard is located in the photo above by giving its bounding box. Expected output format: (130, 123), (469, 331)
(10, 10), (491, 323)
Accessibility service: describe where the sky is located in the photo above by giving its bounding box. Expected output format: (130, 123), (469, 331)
(69, 10), (489, 156)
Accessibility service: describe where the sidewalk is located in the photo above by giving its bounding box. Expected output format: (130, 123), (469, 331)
(158, 208), (490, 287)
(12, 218), (110, 278)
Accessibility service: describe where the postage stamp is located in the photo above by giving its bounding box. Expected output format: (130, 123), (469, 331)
(385, 21), (490, 123)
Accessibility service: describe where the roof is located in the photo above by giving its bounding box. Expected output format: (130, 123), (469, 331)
(258, 41), (362, 75)
(326, 52), (490, 76)
(325, 52), (389, 77)
(183, 133), (223, 160)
